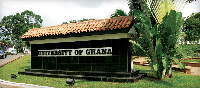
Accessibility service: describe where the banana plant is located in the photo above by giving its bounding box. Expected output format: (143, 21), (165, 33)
(128, 0), (196, 79)
(131, 9), (186, 79)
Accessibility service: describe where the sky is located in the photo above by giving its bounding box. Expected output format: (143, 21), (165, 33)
(0, 0), (200, 27)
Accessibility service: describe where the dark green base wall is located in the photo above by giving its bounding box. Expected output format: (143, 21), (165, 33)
(31, 38), (131, 72)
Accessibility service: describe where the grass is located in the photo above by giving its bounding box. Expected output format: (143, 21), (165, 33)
(181, 59), (200, 63)
(172, 59), (200, 64)
(0, 55), (200, 88)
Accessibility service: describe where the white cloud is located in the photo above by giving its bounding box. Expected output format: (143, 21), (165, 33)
(0, 0), (129, 27)
(181, 0), (200, 17)
(0, 0), (199, 27)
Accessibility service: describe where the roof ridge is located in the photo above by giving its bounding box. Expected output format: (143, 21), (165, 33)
(61, 16), (132, 25)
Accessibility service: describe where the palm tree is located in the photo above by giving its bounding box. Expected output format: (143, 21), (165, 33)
(145, 0), (196, 23)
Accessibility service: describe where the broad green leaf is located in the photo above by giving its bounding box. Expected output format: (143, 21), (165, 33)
(155, 39), (163, 59)
(173, 57), (185, 69)
(176, 46), (188, 58)
(153, 60), (158, 71)
(162, 68), (166, 79)
(169, 62), (172, 77)
(162, 57), (169, 69)
(129, 40), (146, 56)
(152, 50), (158, 71)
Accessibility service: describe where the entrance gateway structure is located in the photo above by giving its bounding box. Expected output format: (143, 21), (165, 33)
(19, 16), (147, 82)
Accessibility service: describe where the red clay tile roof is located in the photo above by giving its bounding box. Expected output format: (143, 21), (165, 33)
(21, 16), (133, 39)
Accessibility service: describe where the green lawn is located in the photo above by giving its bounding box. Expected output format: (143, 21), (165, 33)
(181, 59), (200, 63)
(0, 55), (200, 88)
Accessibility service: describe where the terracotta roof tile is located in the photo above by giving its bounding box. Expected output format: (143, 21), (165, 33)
(21, 16), (133, 39)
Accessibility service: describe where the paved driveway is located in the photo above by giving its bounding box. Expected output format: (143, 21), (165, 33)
(0, 53), (24, 67)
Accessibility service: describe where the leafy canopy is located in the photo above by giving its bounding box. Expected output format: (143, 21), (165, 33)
(0, 10), (43, 51)
(110, 9), (127, 18)
(62, 18), (95, 24)
(182, 12), (200, 41)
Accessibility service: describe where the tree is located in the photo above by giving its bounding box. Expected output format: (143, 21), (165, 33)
(69, 20), (77, 23)
(0, 10), (43, 51)
(0, 15), (14, 39)
(0, 39), (12, 46)
(78, 18), (95, 22)
(62, 22), (68, 24)
(182, 12), (200, 41)
(21, 10), (43, 33)
(62, 18), (95, 24)
(110, 9), (127, 18)
(181, 12), (200, 58)
(128, 0), (196, 79)
(128, 0), (148, 16)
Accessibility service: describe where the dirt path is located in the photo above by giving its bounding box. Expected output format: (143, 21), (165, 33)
(190, 67), (200, 75)
(133, 57), (200, 76)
